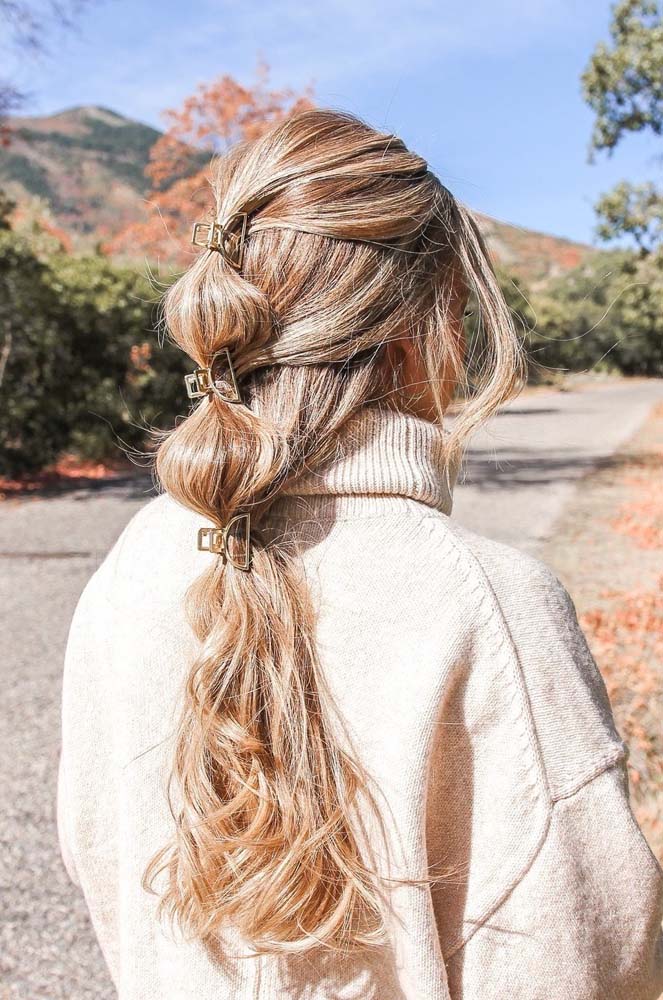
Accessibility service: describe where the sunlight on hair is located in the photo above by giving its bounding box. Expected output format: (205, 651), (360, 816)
(146, 108), (525, 955)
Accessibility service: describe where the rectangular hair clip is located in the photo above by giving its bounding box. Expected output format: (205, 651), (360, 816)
(184, 347), (242, 403)
(191, 212), (249, 270)
(197, 512), (251, 571)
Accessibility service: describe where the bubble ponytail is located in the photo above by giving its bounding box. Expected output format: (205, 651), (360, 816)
(145, 109), (524, 954)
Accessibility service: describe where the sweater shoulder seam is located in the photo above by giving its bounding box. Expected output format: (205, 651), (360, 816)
(444, 755), (632, 961)
(417, 515), (554, 959)
(551, 749), (628, 803)
(420, 515), (552, 801)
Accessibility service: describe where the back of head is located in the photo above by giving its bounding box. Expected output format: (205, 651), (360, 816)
(148, 109), (523, 954)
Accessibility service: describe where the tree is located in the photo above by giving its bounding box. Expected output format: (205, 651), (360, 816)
(582, 0), (663, 251)
(0, 189), (15, 229)
(107, 63), (313, 263)
(11, 195), (74, 256)
(582, 0), (663, 154)
(594, 181), (663, 254)
(528, 250), (663, 378)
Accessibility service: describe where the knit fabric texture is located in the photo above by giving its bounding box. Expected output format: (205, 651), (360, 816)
(58, 405), (663, 1000)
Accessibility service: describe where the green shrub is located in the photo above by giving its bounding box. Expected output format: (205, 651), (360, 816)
(1, 223), (661, 478)
(46, 254), (188, 462)
(0, 231), (188, 477)
(528, 250), (663, 379)
(0, 232), (74, 473)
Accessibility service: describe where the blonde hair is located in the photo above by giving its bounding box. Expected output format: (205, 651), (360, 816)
(147, 109), (524, 954)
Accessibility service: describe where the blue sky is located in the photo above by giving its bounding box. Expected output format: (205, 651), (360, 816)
(5, 0), (659, 244)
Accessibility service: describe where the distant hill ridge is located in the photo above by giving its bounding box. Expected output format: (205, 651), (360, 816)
(1, 106), (161, 243)
(0, 105), (595, 283)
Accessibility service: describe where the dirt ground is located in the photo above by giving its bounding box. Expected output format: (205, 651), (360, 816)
(542, 403), (663, 860)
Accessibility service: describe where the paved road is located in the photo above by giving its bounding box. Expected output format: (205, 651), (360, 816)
(456, 377), (663, 551)
(1, 378), (662, 999)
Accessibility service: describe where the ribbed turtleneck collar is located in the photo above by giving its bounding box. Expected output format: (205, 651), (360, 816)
(277, 406), (456, 517)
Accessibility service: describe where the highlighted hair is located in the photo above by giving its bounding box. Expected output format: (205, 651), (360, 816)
(146, 109), (524, 953)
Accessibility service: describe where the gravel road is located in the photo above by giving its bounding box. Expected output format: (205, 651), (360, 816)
(1, 377), (662, 999)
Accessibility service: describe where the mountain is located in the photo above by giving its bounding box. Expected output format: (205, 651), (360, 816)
(0, 106), (595, 283)
(0, 106), (160, 244)
(475, 213), (593, 286)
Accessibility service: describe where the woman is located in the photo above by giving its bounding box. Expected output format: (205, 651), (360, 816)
(58, 110), (663, 999)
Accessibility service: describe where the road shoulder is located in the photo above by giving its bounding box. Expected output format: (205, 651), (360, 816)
(542, 402), (663, 859)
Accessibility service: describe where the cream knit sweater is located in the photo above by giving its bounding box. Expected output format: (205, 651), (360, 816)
(58, 406), (663, 1000)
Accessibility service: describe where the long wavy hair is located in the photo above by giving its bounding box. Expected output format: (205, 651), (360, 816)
(146, 109), (524, 955)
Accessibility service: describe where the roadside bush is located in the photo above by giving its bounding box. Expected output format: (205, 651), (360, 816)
(0, 230), (188, 477)
(0, 232), (74, 473)
(527, 250), (663, 379)
(46, 254), (187, 462)
(1, 224), (662, 478)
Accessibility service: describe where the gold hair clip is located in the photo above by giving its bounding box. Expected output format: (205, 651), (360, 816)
(185, 347), (242, 403)
(191, 212), (249, 270)
(197, 513), (251, 571)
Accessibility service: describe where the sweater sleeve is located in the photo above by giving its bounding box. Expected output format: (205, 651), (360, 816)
(432, 527), (663, 1000)
(57, 564), (113, 886)
(57, 562), (123, 986)
(58, 505), (141, 837)
(444, 759), (663, 1000)
(57, 572), (98, 889)
(56, 751), (80, 888)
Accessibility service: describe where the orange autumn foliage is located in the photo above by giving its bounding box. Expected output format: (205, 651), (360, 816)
(107, 62), (314, 263)
(579, 405), (663, 853)
(582, 585), (663, 789)
(611, 405), (663, 551)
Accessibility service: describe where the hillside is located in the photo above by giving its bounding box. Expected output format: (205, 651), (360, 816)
(476, 212), (593, 286)
(0, 106), (595, 282)
(0, 106), (160, 244)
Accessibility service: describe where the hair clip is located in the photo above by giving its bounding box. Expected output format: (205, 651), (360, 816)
(191, 212), (249, 270)
(197, 513), (251, 571)
(185, 347), (242, 403)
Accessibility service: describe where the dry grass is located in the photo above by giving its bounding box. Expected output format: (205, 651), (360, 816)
(542, 399), (663, 858)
